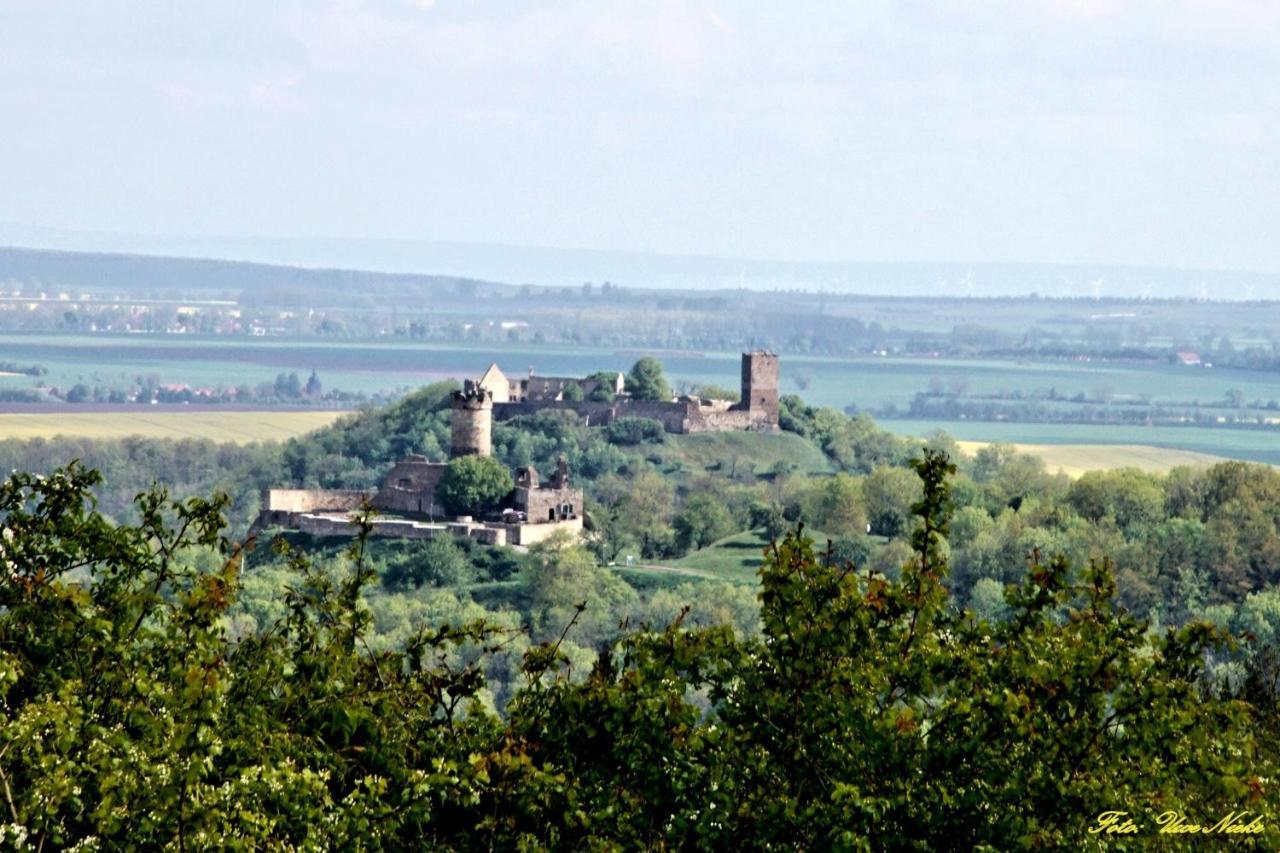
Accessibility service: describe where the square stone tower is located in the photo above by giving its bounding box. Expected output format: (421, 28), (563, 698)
(740, 351), (779, 422)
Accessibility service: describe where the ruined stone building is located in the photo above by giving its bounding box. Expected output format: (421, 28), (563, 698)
(479, 351), (780, 434)
(257, 381), (583, 546)
(476, 363), (625, 403)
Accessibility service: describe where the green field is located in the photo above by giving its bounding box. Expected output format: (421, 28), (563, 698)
(5, 330), (1280, 466)
(6, 332), (1277, 414)
(0, 330), (1272, 405)
(0, 410), (350, 443)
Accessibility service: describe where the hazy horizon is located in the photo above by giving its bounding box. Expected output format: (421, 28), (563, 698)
(5, 228), (1280, 300)
(3, 2), (1278, 276)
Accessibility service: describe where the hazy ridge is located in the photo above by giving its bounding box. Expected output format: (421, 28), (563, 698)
(3, 225), (1279, 299)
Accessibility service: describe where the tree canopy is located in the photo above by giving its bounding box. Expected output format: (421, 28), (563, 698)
(625, 356), (671, 401)
(435, 454), (513, 517)
(1, 455), (1277, 847)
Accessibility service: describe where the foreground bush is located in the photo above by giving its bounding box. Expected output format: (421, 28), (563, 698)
(0, 455), (1275, 848)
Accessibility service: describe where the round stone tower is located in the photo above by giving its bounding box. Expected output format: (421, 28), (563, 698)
(450, 381), (493, 458)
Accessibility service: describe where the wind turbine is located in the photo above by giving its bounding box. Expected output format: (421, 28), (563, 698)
(1091, 278), (1103, 302)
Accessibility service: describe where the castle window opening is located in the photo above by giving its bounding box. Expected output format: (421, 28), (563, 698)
(398, 478), (411, 488)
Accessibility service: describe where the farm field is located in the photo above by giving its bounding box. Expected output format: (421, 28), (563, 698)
(952, 440), (1232, 477)
(5, 331), (1280, 414)
(0, 409), (350, 443)
(4, 330), (1280, 466)
(886, 419), (1280, 466)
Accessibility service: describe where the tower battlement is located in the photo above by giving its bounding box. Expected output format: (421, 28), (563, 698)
(450, 381), (493, 457)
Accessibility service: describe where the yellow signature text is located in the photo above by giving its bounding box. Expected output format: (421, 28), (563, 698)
(1089, 810), (1264, 836)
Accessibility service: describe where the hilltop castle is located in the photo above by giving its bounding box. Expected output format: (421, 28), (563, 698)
(479, 351), (780, 434)
(256, 351), (780, 545)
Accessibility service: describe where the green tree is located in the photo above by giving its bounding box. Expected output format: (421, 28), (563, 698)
(0, 464), (505, 846)
(3, 457), (1278, 849)
(749, 500), (787, 541)
(694, 383), (740, 402)
(861, 464), (921, 536)
(674, 493), (736, 552)
(502, 450), (1276, 847)
(605, 416), (665, 446)
(381, 534), (474, 589)
(585, 371), (620, 402)
(625, 357), (671, 401)
(968, 576), (1011, 622)
(436, 454), (514, 517)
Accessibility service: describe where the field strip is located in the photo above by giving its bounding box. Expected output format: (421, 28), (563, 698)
(953, 440), (1231, 477)
(0, 410), (350, 444)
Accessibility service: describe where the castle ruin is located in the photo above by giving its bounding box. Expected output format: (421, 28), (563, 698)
(256, 351), (780, 546)
(479, 351), (780, 434)
(257, 380), (583, 546)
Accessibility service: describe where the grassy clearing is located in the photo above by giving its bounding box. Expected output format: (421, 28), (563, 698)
(953, 440), (1231, 477)
(635, 432), (835, 479)
(0, 410), (350, 443)
(657, 528), (838, 583)
(657, 531), (772, 582)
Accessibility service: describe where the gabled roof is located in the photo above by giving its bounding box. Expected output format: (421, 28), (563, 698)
(479, 362), (507, 384)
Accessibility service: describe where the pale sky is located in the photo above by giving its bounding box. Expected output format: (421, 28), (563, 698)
(2, 0), (1277, 271)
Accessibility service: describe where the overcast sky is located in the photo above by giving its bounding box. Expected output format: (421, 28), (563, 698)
(1, 0), (1277, 271)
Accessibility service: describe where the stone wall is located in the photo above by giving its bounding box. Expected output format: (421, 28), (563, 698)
(260, 489), (374, 528)
(371, 457), (447, 516)
(684, 407), (777, 433)
(517, 485), (582, 523)
(493, 396), (779, 434)
(493, 399), (693, 433)
(264, 489), (372, 514)
(291, 512), (508, 546)
(506, 516), (583, 546)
